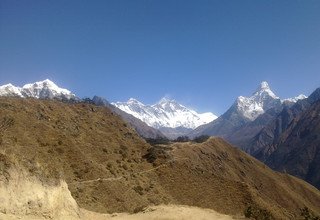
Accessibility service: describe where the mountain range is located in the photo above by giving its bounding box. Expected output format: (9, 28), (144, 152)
(0, 80), (166, 139)
(1, 79), (320, 191)
(190, 81), (306, 138)
(242, 88), (320, 189)
(0, 78), (320, 219)
(112, 98), (217, 139)
(0, 79), (76, 100)
(0, 79), (218, 140)
(0, 97), (319, 219)
(90, 96), (166, 139)
(188, 81), (320, 190)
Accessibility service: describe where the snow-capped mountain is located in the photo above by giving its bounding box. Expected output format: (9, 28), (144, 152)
(190, 81), (308, 138)
(235, 81), (282, 120)
(112, 97), (217, 129)
(282, 94), (307, 104)
(0, 83), (24, 97)
(0, 79), (76, 100)
(235, 82), (307, 121)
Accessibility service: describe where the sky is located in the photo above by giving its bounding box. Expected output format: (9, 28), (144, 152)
(1, 0), (320, 115)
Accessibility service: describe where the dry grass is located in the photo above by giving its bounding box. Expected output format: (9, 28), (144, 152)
(150, 138), (320, 219)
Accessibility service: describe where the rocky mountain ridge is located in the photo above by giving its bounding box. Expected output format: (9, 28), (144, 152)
(0, 79), (76, 100)
(112, 97), (217, 129)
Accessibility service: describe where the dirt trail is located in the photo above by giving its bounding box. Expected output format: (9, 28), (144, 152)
(71, 156), (188, 185)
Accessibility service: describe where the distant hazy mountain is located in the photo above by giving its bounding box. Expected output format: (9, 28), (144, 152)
(112, 97), (217, 138)
(190, 81), (306, 138)
(0, 79), (76, 100)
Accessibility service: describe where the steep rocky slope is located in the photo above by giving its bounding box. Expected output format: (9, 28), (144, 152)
(238, 88), (320, 189)
(265, 100), (320, 189)
(0, 97), (319, 219)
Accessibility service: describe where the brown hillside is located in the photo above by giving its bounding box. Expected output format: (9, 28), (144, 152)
(0, 97), (160, 213)
(148, 138), (320, 219)
(0, 97), (320, 220)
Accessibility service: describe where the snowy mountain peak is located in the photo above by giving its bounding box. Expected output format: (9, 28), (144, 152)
(0, 83), (23, 97)
(253, 81), (278, 99)
(112, 98), (217, 129)
(127, 98), (144, 105)
(260, 81), (270, 90)
(0, 79), (76, 100)
(282, 94), (307, 104)
(153, 97), (183, 111)
(236, 82), (281, 121)
(158, 97), (175, 104)
(22, 79), (75, 99)
(159, 97), (169, 102)
(2, 83), (13, 87)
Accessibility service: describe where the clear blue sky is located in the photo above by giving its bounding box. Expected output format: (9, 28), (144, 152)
(1, 0), (320, 115)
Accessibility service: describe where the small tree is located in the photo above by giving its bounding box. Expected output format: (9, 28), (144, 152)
(145, 137), (170, 145)
(174, 136), (190, 142)
(193, 135), (210, 143)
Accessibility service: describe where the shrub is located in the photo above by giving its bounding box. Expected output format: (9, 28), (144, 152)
(174, 136), (190, 142)
(244, 206), (274, 220)
(193, 135), (210, 143)
(300, 207), (320, 220)
(145, 137), (170, 145)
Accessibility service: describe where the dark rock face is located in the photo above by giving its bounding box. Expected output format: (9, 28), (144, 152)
(190, 103), (251, 138)
(265, 100), (320, 189)
(226, 105), (284, 151)
(241, 88), (320, 189)
(244, 91), (317, 161)
(242, 101), (309, 160)
(92, 96), (166, 139)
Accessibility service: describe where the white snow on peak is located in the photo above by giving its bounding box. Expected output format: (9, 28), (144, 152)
(253, 81), (279, 99)
(127, 98), (144, 105)
(235, 81), (281, 120)
(260, 81), (269, 89)
(112, 97), (217, 129)
(22, 79), (74, 99)
(0, 83), (23, 97)
(282, 94), (307, 103)
(0, 79), (76, 100)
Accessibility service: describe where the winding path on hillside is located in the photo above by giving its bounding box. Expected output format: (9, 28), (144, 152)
(70, 156), (188, 185)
